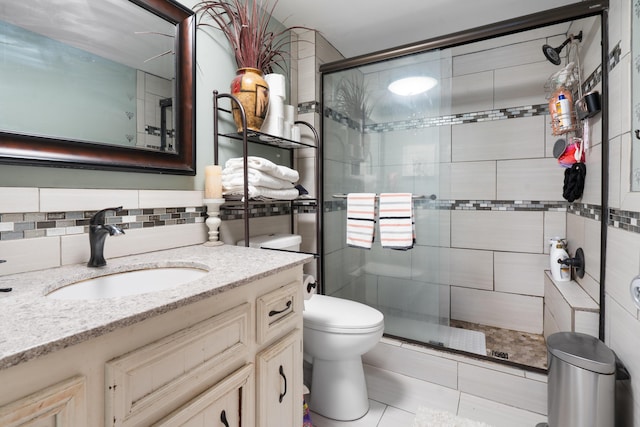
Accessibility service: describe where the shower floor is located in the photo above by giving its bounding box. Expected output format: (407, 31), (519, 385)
(450, 320), (548, 370)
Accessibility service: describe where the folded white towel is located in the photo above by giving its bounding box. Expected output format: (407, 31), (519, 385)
(222, 169), (294, 190)
(346, 193), (376, 249)
(223, 185), (300, 201)
(379, 193), (415, 250)
(225, 156), (299, 182)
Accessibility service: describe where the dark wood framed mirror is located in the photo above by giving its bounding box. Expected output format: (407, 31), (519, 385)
(0, 0), (196, 175)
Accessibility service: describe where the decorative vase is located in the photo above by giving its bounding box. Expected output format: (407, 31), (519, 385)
(230, 67), (269, 133)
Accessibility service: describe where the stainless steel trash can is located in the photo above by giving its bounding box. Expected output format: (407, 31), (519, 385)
(546, 332), (616, 427)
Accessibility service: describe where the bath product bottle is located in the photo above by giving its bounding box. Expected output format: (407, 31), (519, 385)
(555, 94), (572, 130)
(549, 238), (571, 282)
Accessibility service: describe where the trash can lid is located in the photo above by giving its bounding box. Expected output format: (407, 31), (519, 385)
(547, 332), (616, 374)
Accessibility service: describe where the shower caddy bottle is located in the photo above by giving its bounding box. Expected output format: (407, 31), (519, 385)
(549, 237), (571, 282)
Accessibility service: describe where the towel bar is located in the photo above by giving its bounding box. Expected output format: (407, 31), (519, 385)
(332, 194), (435, 200)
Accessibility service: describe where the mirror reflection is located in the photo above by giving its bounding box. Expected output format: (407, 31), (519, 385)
(0, 0), (176, 152)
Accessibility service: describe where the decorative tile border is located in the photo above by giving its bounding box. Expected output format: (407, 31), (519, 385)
(298, 101), (320, 114)
(219, 200), (317, 220)
(609, 208), (640, 233)
(325, 199), (570, 211)
(0, 207), (205, 241)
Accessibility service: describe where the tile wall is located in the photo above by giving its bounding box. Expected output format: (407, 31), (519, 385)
(0, 188), (206, 275)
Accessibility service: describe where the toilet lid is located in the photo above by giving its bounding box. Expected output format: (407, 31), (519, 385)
(304, 295), (384, 333)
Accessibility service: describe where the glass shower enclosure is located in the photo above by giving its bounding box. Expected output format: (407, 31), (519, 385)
(321, 49), (487, 355)
(320, 4), (606, 368)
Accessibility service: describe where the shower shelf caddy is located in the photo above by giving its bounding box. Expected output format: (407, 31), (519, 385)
(212, 91), (321, 258)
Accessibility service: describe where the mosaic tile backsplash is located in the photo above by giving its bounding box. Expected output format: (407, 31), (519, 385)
(0, 208), (205, 241)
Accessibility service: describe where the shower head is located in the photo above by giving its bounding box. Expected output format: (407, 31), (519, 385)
(542, 31), (583, 65)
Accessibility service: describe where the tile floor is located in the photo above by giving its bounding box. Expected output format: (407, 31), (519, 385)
(307, 364), (548, 427)
(309, 392), (547, 427)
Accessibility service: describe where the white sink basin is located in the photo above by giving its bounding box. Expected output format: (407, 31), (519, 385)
(47, 267), (208, 300)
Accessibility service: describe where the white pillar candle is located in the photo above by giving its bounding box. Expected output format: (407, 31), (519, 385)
(204, 165), (223, 199)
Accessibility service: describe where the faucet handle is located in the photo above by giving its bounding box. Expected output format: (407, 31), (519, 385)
(90, 206), (123, 225)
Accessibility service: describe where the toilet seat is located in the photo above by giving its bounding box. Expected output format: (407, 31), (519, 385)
(304, 295), (384, 334)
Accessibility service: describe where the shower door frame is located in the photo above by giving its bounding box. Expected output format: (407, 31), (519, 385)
(318, 0), (610, 350)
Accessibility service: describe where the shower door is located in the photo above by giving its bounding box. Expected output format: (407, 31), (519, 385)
(321, 49), (479, 352)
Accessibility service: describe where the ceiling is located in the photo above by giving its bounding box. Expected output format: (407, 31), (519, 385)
(271, 0), (579, 58)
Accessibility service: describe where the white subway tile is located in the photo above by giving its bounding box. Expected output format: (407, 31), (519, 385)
(0, 237), (60, 274)
(450, 71), (494, 114)
(543, 274), (573, 332)
(497, 158), (565, 201)
(363, 364), (460, 415)
(451, 211), (543, 253)
(605, 227), (640, 316)
(40, 189), (139, 212)
(362, 341), (458, 389)
(452, 116), (544, 162)
(543, 211), (566, 254)
(574, 310), (599, 337)
(0, 187), (39, 213)
(494, 61), (558, 108)
(449, 248), (493, 290)
(451, 287), (543, 334)
(450, 161), (496, 200)
(60, 223), (207, 266)
(458, 363), (547, 414)
(138, 190), (203, 208)
(494, 252), (547, 296)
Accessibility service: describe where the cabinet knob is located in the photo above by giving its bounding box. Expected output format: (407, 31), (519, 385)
(220, 409), (230, 427)
(279, 365), (287, 403)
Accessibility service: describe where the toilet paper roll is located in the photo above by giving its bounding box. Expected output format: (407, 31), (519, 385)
(265, 73), (286, 99)
(261, 97), (284, 137)
(303, 274), (316, 300)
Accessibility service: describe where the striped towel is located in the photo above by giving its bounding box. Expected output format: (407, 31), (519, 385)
(346, 193), (376, 249)
(379, 193), (415, 250)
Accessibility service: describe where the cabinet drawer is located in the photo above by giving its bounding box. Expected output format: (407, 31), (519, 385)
(256, 281), (302, 344)
(106, 303), (251, 427)
(153, 363), (254, 427)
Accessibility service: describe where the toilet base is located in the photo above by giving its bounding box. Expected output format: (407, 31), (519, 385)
(309, 357), (370, 421)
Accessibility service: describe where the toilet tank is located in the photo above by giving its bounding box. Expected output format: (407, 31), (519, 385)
(236, 234), (302, 251)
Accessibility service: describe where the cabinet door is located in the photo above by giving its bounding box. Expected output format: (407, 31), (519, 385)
(0, 376), (85, 427)
(153, 363), (254, 427)
(256, 329), (303, 427)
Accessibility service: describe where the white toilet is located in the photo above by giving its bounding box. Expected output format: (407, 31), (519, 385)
(304, 294), (384, 421)
(238, 234), (384, 421)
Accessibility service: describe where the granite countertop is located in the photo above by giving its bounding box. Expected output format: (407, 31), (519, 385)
(0, 244), (312, 370)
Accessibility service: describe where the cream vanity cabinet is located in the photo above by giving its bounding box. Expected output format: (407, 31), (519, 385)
(0, 266), (304, 427)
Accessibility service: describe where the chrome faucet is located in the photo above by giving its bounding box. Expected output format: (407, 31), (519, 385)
(88, 206), (125, 267)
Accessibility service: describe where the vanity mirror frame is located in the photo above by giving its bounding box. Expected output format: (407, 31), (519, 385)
(0, 0), (196, 175)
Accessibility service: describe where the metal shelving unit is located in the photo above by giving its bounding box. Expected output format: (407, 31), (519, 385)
(212, 91), (321, 268)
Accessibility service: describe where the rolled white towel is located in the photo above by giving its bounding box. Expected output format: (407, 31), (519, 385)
(225, 156), (299, 182)
(223, 185), (300, 201)
(222, 169), (294, 190)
